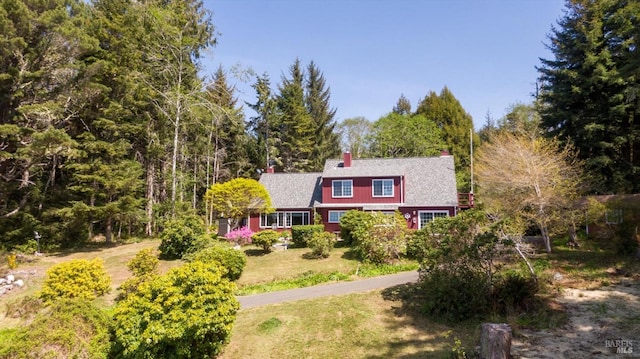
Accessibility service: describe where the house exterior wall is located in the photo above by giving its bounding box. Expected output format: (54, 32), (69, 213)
(321, 176), (402, 204)
(398, 206), (456, 230)
(248, 208), (313, 232)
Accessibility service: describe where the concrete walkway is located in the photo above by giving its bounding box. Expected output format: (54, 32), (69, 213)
(237, 270), (420, 309)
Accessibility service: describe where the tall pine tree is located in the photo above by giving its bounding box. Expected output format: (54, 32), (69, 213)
(306, 61), (340, 171)
(538, 0), (640, 193)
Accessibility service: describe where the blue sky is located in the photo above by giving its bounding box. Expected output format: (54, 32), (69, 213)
(202, 0), (566, 129)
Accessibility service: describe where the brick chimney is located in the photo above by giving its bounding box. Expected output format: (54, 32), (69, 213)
(266, 165), (275, 173)
(343, 151), (352, 167)
(440, 150), (450, 156)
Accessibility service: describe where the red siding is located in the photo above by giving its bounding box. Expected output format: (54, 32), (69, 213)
(322, 177), (402, 204)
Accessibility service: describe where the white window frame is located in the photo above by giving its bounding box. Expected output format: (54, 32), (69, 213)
(372, 179), (394, 197)
(328, 210), (347, 223)
(260, 211), (310, 228)
(332, 180), (353, 198)
(417, 210), (449, 229)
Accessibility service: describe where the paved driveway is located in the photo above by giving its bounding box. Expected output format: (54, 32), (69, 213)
(237, 270), (420, 309)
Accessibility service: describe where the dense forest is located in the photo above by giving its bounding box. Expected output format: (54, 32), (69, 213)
(1, 0), (639, 248)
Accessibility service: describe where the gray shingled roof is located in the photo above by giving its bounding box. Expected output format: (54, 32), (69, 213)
(323, 156), (458, 207)
(259, 172), (322, 208)
(260, 155), (458, 209)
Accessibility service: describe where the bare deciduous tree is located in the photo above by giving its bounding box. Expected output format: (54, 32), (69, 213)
(476, 130), (584, 252)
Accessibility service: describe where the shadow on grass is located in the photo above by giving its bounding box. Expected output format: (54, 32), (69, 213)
(243, 249), (268, 257)
(362, 282), (478, 358)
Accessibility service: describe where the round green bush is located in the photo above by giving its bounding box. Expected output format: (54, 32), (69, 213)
(251, 230), (280, 252)
(111, 261), (239, 358)
(308, 231), (335, 258)
(187, 244), (247, 281)
(39, 259), (112, 304)
(158, 214), (206, 259)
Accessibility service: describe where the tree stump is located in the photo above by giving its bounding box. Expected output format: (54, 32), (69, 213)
(480, 323), (512, 359)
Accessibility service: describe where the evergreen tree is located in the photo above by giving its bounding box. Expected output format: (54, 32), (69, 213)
(306, 61), (340, 171)
(415, 87), (477, 191)
(537, 0), (640, 193)
(393, 94), (412, 115)
(247, 73), (278, 171)
(276, 58), (315, 172)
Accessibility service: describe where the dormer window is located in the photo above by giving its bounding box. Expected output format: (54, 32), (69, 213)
(372, 179), (394, 197)
(332, 179), (353, 198)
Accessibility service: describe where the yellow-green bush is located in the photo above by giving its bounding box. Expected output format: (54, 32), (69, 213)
(39, 259), (112, 304)
(308, 231), (334, 258)
(251, 230), (279, 252)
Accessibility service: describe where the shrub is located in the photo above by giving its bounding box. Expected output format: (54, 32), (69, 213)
(420, 267), (490, 323)
(158, 214), (206, 259)
(614, 218), (640, 256)
(186, 244), (247, 281)
(225, 226), (254, 246)
(127, 248), (159, 276)
(308, 231), (335, 258)
(349, 212), (407, 264)
(117, 249), (160, 301)
(40, 259), (111, 304)
(1, 299), (111, 358)
(339, 210), (373, 245)
(491, 271), (539, 314)
(251, 230), (279, 252)
(111, 261), (239, 358)
(291, 225), (324, 247)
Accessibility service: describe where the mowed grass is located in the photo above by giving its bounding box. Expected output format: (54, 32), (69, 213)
(220, 290), (477, 359)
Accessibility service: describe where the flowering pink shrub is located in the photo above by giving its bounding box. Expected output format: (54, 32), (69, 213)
(225, 226), (254, 245)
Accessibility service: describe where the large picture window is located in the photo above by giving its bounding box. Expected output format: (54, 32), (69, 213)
(332, 180), (353, 198)
(260, 211), (310, 228)
(418, 211), (449, 229)
(372, 179), (394, 197)
(328, 211), (347, 223)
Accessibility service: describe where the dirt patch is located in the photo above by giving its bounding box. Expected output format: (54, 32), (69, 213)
(512, 280), (640, 358)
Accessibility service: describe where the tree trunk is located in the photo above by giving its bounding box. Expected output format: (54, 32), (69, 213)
(145, 160), (155, 237)
(105, 215), (112, 244)
(540, 223), (552, 252)
(480, 323), (512, 359)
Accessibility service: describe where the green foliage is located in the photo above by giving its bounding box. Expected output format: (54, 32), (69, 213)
(40, 259), (111, 304)
(117, 249), (159, 301)
(538, 0), (640, 193)
(1, 299), (112, 359)
(186, 244), (247, 281)
(127, 248), (159, 277)
(205, 178), (273, 229)
(158, 214), (206, 259)
(347, 212), (407, 264)
(236, 270), (350, 295)
(614, 219), (640, 256)
(368, 112), (445, 159)
(420, 267), (490, 323)
(307, 231), (335, 258)
(415, 87), (477, 191)
(291, 225), (325, 247)
(111, 261), (239, 358)
(491, 271), (539, 315)
(339, 210), (373, 245)
(6, 254), (16, 270)
(251, 230), (280, 252)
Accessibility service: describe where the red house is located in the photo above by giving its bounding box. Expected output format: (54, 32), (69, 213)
(249, 152), (471, 233)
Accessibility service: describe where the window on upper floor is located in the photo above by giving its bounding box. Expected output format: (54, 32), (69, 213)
(372, 179), (394, 197)
(332, 180), (353, 198)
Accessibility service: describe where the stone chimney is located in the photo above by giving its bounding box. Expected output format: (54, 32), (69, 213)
(343, 151), (352, 167)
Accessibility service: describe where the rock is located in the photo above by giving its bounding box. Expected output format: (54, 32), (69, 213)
(6, 274), (14, 283)
(0, 278), (5, 285)
(14, 279), (24, 287)
(553, 272), (563, 281)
